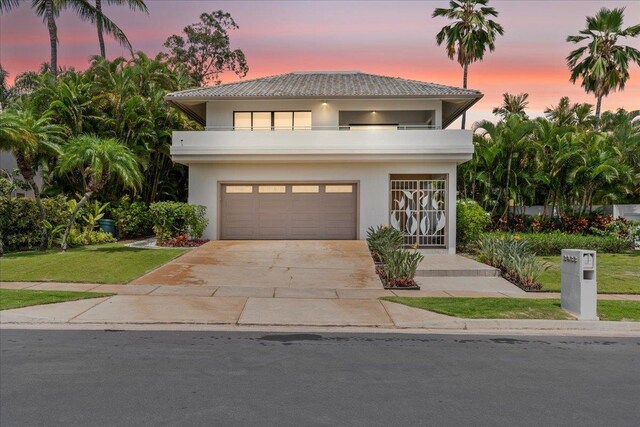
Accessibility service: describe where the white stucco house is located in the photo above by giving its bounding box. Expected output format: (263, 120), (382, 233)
(166, 71), (482, 253)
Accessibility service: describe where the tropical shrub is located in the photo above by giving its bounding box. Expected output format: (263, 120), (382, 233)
(149, 202), (208, 242)
(111, 197), (153, 238)
(590, 218), (640, 248)
(66, 228), (116, 247)
(477, 235), (545, 291)
(366, 225), (405, 263)
(456, 199), (491, 249)
(485, 231), (631, 255)
(384, 249), (425, 288)
(81, 200), (109, 235)
(0, 196), (69, 252)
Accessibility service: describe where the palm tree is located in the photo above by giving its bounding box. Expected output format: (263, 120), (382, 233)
(95, 0), (147, 59)
(567, 7), (640, 126)
(472, 115), (539, 218)
(0, 110), (64, 248)
(57, 135), (142, 250)
(432, 0), (504, 129)
(544, 97), (595, 128)
(1, 0), (132, 76)
(492, 92), (529, 120)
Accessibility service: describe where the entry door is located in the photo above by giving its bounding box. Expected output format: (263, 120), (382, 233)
(390, 178), (446, 247)
(220, 183), (357, 240)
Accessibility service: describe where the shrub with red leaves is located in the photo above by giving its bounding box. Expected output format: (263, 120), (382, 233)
(387, 278), (419, 288)
(157, 234), (209, 247)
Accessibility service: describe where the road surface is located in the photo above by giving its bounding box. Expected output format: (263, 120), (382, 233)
(1, 330), (639, 426)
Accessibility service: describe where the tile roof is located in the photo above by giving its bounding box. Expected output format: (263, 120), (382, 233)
(166, 71), (482, 99)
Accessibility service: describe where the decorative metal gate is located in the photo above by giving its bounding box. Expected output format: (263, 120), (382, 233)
(390, 178), (447, 247)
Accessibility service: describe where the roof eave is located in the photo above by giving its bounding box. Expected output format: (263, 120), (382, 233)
(442, 94), (484, 128)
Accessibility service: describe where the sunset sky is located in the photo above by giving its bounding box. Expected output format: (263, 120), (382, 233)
(1, 0), (639, 123)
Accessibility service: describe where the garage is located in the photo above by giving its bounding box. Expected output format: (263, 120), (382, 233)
(220, 183), (357, 240)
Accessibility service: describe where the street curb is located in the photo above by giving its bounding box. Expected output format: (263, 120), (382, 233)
(2, 319), (639, 336)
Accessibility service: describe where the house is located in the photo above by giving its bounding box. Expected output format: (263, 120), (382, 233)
(166, 71), (482, 253)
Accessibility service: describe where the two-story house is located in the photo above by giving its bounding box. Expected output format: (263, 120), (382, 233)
(166, 71), (482, 253)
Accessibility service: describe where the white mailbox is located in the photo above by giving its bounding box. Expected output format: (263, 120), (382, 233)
(561, 249), (598, 320)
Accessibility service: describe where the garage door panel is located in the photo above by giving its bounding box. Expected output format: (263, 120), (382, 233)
(221, 183), (357, 240)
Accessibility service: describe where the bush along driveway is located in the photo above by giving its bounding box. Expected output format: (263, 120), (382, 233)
(0, 243), (186, 284)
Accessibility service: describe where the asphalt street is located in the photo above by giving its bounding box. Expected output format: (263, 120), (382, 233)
(1, 330), (639, 426)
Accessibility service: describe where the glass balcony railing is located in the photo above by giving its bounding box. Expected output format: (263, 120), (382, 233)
(203, 124), (442, 131)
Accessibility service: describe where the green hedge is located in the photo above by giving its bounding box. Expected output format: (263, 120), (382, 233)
(149, 201), (208, 242)
(111, 197), (153, 239)
(0, 196), (70, 252)
(457, 199), (491, 250)
(483, 231), (631, 255)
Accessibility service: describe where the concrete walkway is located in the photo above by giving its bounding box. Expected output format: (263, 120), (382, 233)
(2, 294), (639, 336)
(2, 281), (639, 334)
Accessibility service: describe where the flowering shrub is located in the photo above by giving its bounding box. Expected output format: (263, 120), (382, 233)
(157, 234), (208, 247)
(493, 212), (616, 235)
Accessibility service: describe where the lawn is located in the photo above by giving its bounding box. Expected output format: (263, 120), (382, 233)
(383, 297), (640, 321)
(0, 243), (186, 284)
(0, 289), (113, 311)
(538, 252), (640, 294)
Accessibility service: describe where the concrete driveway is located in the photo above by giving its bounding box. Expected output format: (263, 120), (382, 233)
(132, 240), (382, 290)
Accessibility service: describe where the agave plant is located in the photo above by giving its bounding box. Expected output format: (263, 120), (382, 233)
(384, 249), (424, 288)
(477, 234), (546, 290)
(366, 225), (405, 264)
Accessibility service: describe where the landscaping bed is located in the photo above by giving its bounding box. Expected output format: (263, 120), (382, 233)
(382, 297), (640, 321)
(0, 243), (186, 284)
(367, 226), (422, 290)
(0, 289), (113, 311)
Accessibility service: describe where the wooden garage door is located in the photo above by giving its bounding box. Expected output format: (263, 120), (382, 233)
(220, 183), (357, 239)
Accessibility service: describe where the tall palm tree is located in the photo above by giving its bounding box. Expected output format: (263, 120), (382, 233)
(57, 135), (142, 250)
(95, 0), (147, 59)
(432, 0), (504, 129)
(0, 110), (64, 248)
(567, 7), (640, 126)
(1, 0), (132, 76)
(492, 92), (529, 120)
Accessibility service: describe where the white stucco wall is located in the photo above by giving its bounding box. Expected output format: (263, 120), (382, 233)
(188, 161), (458, 253)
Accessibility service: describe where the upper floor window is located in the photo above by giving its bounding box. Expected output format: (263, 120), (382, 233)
(234, 111), (312, 131)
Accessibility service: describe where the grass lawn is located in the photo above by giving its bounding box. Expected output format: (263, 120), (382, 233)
(382, 297), (640, 321)
(0, 243), (186, 284)
(538, 252), (640, 294)
(0, 289), (113, 311)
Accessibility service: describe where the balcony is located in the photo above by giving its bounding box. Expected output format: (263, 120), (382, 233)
(170, 126), (474, 164)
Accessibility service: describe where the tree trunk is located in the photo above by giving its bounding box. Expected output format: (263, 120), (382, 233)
(594, 95), (603, 130)
(28, 177), (47, 250)
(45, 0), (58, 76)
(15, 155), (47, 250)
(96, 0), (106, 58)
(61, 191), (93, 251)
(461, 63), (469, 130)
